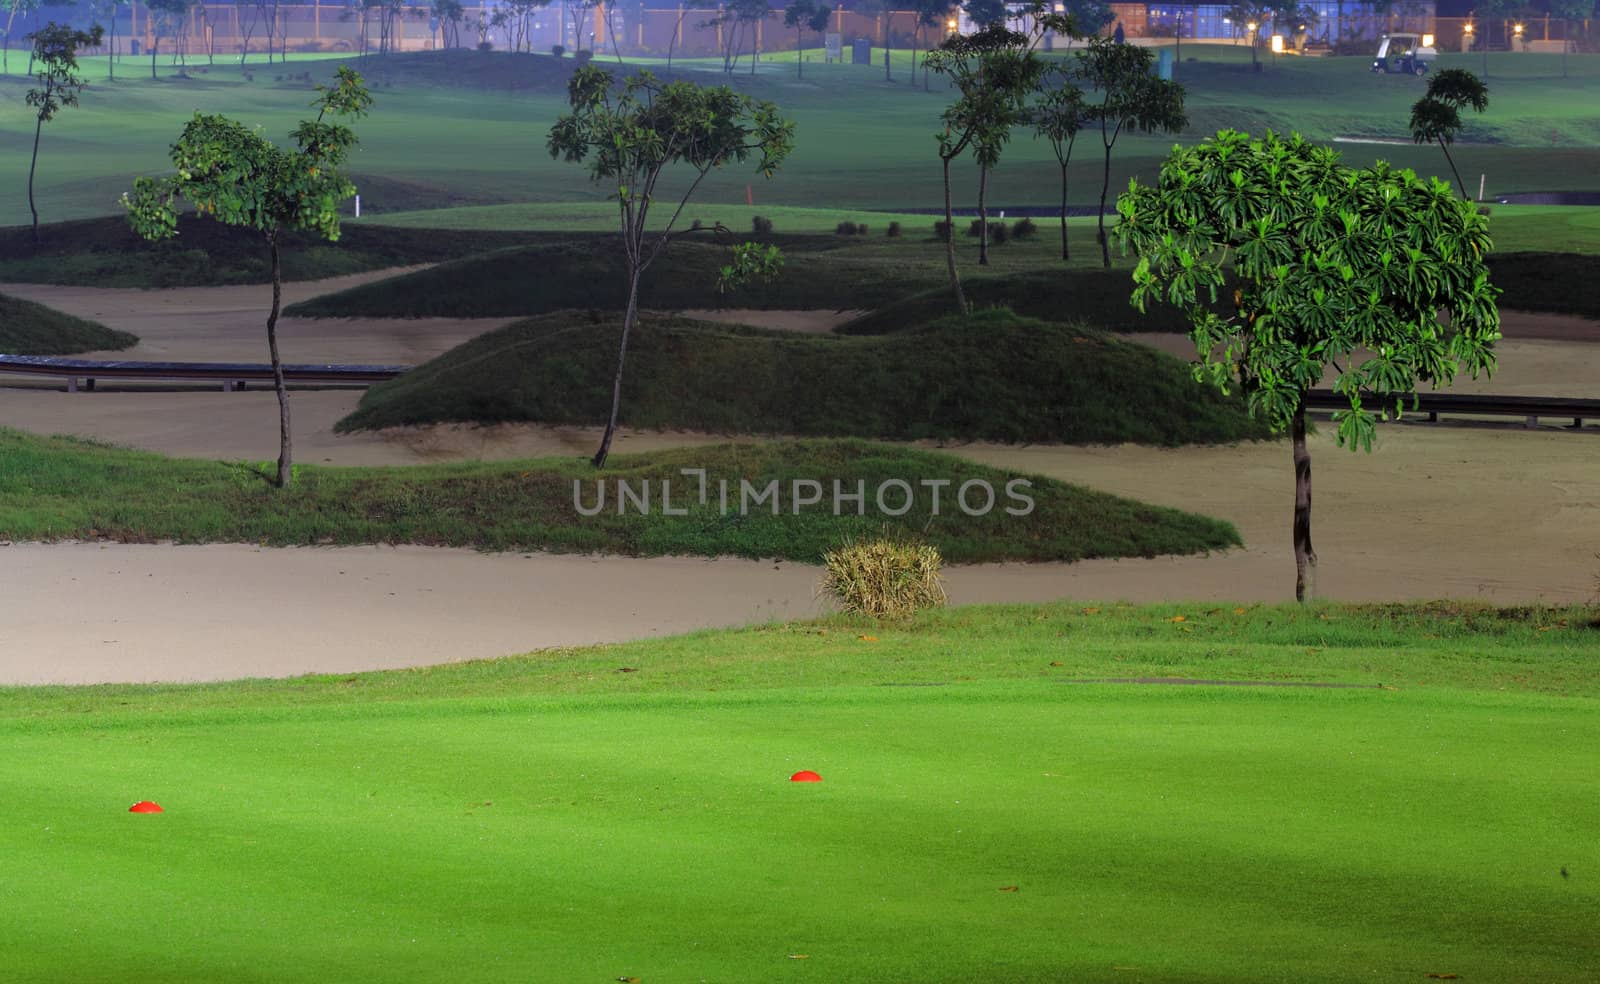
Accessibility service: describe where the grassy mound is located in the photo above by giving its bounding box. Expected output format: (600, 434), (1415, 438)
(3, 602), (1597, 983)
(0, 293), (137, 354)
(335, 308), (1269, 445)
(0, 216), (544, 287)
(284, 238), (921, 318)
(838, 268), (1206, 335)
(0, 430), (1240, 563)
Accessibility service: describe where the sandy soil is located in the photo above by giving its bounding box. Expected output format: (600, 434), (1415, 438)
(2, 280), (1596, 684)
(1, 271), (510, 365)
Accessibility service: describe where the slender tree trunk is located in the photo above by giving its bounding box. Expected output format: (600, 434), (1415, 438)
(941, 156), (968, 315)
(1437, 138), (1467, 200)
(110, 19), (118, 80)
(796, 27), (802, 78)
(1291, 401), (1317, 602)
(152, 38), (158, 79)
(977, 163), (990, 266)
(1098, 140), (1114, 268)
(593, 266), (643, 468)
(265, 236), (293, 488)
(1058, 163), (1069, 261)
(28, 111), (44, 246)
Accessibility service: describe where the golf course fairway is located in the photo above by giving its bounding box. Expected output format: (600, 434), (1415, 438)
(4, 604), (1596, 983)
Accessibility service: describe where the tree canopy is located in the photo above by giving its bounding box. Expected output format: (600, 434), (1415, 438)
(548, 66), (794, 467)
(1117, 129), (1500, 599)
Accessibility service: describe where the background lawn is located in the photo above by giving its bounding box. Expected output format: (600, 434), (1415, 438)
(3, 46), (1599, 229)
(2, 601), (1597, 983)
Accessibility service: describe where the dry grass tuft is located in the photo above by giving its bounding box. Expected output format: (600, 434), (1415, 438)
(820, 537), (948, 620)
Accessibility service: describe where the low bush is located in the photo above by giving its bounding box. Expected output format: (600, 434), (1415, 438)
(820, 537), (948, 620)
(550, 44), (565, 57)
(752, 215), (774, 236)
(887, 221), (902, 238)
(933, 219), (952, 242)
(1012, 217), (1038, 239)
(967, 218), (984, 238)
(989, 222), (1009, 245)
(836, 221), (859, 235)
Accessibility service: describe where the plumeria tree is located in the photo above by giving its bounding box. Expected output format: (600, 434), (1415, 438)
(1409, 68), (1489, 200)
(1030, 62), (1090, 261)
(1079, 35), (1186, 268)
(26, 22), (103, 245)
(783, 0), (830, 79)
(926, 23), (1045, 302)
(124, 67), (374, 488)
(1117, 130), (1500, 601)
(548, 67), (794, 468)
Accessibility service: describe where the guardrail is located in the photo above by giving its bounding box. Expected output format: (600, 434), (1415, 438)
(0, 355), (410, 393)
(1304, 389), (1599, 429)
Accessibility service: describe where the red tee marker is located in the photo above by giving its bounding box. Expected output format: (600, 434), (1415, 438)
(128, 801), (164, 814)
(789, 770), (822, 783)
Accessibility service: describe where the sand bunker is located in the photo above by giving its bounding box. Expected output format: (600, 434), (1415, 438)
(1, 277), (1596, 684)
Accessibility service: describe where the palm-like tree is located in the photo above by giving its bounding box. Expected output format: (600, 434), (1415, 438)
(1409, 68), (1489, 200)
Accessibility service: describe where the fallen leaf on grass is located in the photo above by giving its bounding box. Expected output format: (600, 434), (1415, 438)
(1049, 661), (1064, 667)
(616, 977), (641, 983)
(1424, 975), (1459, 980)
(1169, 615), (1187, 623)
(787, 954), (809, 960)
(1081, 607), (1100, 615)
(1233, 607), (1247, 615)
(617, 667), (639, 673)
(998, 885), (1019, 892)
(858, 635), (878, 642)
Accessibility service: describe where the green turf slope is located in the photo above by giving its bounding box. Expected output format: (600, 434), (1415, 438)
(0, 293), (136, 354)
(3, 601), (1596, 983)
(284, 238), (925, 318)
(0, 430), (1240, 563)
(335, 308), (1269, 445)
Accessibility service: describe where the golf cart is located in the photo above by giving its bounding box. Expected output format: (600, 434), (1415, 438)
(1371, 33), (1437, 76)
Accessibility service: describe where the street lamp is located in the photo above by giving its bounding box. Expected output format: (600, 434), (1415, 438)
(1246, 21), (1260, 71)
(1513, 22), (1524, 51)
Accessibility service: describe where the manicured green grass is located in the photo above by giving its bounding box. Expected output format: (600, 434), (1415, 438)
(335, 308), (1269, 445)
(0, 430), (1240, 563)
(0, 214), (547, 287)
(283, 236), (982, 318)
(4, 46), (1600, 231)
(0, 293), (137, 354)
(839, 267), (1205, 335)
(1487, 205), (1600, 256)
(4, 601), (1597, 982)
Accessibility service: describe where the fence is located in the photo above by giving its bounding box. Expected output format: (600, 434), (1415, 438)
(4, 3), (1592, 64)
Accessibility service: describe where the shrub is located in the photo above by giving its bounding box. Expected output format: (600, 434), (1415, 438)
(933, 219), (952, 242)
(690, 218), (705, 231)
(855, 223), (869, 236)
(836, 221), (859, 235)
(752, 215), (774, 236)
(478, 40), (494, 52)
(575, 49), (595, 65)
(887, 221), (902, 238)
(819, 537), (948, 620)
(1012, 217), (1038, 239)
(967, 218), (985, 238)
(989, 221), (1009, 245)
(551, 44), (566, 57)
